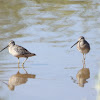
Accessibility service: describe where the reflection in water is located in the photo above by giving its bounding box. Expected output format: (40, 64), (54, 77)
(71, 56), (90, 87)
(0, 0), (98, 100)
(76, 68), (90, 87)
(0, 0), (99, 46)
(2, 68), (36, 91)
(71, 68), (90, 87)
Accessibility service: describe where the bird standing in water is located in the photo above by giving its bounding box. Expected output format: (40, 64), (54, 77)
(0, 40), (36, 67)
(71, 36), (90, 66)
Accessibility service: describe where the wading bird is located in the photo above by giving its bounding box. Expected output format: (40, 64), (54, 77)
(0, 40), (36, 67)
(71, 36), (90, 65)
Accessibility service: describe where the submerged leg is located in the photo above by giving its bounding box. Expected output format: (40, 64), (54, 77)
(22, 67), (28, 74)
(22, 57), (28, 67)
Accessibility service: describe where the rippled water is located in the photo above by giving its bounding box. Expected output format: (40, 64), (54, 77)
(0, 0), (100, 100)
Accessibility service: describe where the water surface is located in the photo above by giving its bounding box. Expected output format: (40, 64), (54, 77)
(0, 0), (100, 100)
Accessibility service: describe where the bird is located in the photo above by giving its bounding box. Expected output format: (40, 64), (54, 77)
(0, 40), (36, 67)
(71, 36), (90, 64)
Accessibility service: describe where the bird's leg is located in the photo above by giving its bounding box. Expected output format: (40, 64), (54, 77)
(84, 54), (86, 68)
(82, 54), (85, 68)
(18, 57), (20, 71)
(18, 58), (20, 65)
(22, 57), (28, 67)
(82, 54), (86, 68)
(82, 54), (84, 65)
(84, 54), (86, 61)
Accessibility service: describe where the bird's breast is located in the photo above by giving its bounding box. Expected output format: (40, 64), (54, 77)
(8, 46), (19, 57)
(77, 42), (90, 54)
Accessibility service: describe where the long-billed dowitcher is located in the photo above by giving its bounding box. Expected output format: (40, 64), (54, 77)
(0, 40), (36, 66)
(71, 36), (90, 62)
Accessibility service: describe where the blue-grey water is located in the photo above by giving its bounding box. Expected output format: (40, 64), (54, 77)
(0, 0), (100, 100)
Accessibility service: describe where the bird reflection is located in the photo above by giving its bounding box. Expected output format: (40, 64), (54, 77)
(76, 68), (90, 87)
(71, 68), (90, 87)
(2, 68), (36, 91)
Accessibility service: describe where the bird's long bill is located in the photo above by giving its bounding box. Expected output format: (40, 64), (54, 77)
(0, 45), (9, 52)
(71, 41), (79, 48)
(0, 80), (8, 86)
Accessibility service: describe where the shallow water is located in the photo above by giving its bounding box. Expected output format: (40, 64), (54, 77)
(0, 0), (100, 100)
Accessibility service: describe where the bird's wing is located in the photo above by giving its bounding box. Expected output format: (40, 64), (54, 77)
(14, 45), (31, 55)
(83, 40), (90, 49)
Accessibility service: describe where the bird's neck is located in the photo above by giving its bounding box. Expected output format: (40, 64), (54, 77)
(9, 44), (15, 48)
(79, 39), (85, 44)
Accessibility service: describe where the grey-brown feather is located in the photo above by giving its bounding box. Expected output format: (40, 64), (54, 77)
(14, 45), (32, 55)
(79, 40), (90, 50)
(77, 39), (90, 54)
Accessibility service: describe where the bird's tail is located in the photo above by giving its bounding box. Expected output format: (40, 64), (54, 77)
(32, 53), (36, 56)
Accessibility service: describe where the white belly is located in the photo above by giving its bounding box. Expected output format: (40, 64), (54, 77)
(77, 47), (89, 54)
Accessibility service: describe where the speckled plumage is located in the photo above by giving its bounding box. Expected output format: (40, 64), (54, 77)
(77, 36), (90, 54)
(0, 40), (36, 66)
(71, 36), (90, 67)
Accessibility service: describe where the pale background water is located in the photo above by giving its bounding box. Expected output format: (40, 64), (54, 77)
(0, 0), (100, 100)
